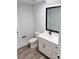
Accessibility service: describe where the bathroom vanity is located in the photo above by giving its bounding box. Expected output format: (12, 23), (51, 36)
(37, 32), (60, 59)
(37, 5), (61, 59)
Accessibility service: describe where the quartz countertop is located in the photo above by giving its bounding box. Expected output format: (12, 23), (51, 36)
(38, 32), (59, 45)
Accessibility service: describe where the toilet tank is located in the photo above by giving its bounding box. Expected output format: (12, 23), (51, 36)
(35, 32), (41, 38)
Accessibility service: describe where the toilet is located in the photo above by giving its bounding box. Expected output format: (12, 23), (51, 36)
(29, 32), (41, 48)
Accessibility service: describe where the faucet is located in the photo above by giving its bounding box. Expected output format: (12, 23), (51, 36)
(49, 30), (52, 35)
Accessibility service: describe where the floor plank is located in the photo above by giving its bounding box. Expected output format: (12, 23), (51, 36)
(17, 46), (49, 59)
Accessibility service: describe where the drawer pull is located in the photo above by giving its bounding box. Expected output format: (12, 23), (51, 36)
(43, 44), (45, 48)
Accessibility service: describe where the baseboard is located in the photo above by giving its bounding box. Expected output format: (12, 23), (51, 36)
(17, 43), (30, 50)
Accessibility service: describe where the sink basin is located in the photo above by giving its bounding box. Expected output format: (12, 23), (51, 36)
(38, 32), (59, 44)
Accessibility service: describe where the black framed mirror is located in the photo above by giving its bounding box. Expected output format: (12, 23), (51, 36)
(46, 6), (61, 33)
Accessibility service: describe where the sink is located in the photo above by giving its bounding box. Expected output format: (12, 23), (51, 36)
(38, 32), (59, 44)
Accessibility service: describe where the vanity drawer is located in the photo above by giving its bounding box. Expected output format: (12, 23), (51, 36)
(50, 49), (59, 59)
(52, 51), (58, 57)
(38, 40), (52, 58)
(51, 45), (59, 52)
(52, 57), (58, 59)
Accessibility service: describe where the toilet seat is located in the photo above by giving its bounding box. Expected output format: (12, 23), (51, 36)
(29, 38), (37, 43)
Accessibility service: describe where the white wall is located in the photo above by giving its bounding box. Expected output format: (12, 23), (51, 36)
(33, 1), (60, 33)
(33, 2), (47, 33)
(17, 2), (34, 48)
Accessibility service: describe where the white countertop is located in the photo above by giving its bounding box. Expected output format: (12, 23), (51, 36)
(38, 32), (59, 44)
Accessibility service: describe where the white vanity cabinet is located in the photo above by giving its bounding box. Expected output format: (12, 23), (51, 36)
(38, 36), (59, 59)
(39, 39), (52, 57)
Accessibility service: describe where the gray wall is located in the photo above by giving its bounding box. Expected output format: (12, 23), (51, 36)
(17, 2), (34, 48)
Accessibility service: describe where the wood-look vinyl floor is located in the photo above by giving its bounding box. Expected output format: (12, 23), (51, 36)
(17, 46), (49, 59)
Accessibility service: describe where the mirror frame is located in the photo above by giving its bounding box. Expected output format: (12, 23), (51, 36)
(46, 6), (61, 33)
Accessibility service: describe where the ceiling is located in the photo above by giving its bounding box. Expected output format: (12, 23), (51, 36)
(17, 0), (44, 4)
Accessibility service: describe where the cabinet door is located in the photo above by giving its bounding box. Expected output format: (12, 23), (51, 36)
(51, 49), (59, 59)
(38, 40), (52, 58)
(39, 40), (45, 54)
(45, 43), (52, 57)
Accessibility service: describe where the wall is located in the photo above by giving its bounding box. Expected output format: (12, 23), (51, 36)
(33, 2), (47, 33)
(33, 1), (60, 33)
(17, 2), (34, 48)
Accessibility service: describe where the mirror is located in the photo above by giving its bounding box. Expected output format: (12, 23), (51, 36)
(46, 6), (61, 33)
